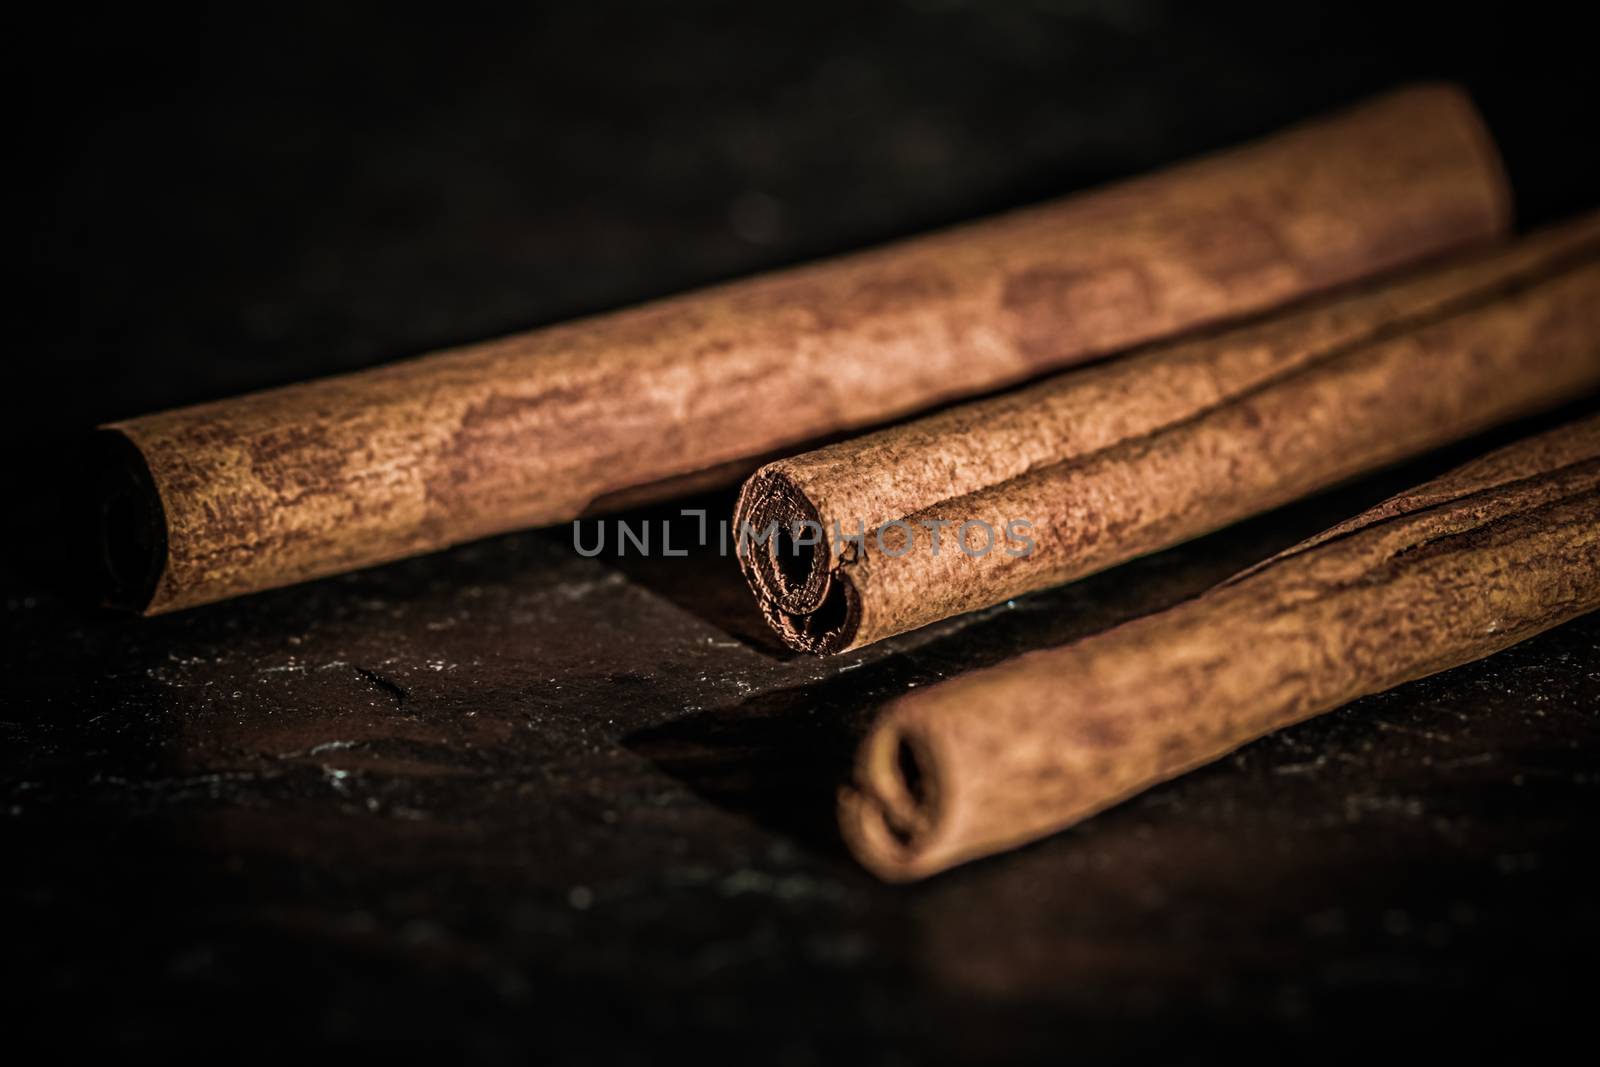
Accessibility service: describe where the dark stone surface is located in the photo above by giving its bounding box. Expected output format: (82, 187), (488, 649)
(7, 2), (1598, 1060)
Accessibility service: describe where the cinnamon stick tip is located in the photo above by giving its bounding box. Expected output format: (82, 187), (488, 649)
(758, 576), (861, 656)
(733, 468), (830, 613)
(736, 465), (863, 654)
(90, 427), (167, 614)
(1395, 80), (1515, 233)
(838, 716), (947, 882)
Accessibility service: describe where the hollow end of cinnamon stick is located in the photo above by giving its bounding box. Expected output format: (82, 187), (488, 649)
(839, 717), (953, 882)
(736, 470), (830, 613)
(769, 579), (861, 656)
(92, 429), (167, 613)
(734, 469), (863, 654)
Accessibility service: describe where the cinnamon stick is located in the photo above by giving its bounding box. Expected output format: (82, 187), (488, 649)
(100, 85), (1505, 613)
(840, 415), (1600, 880)
(735, 214), (1600, 653)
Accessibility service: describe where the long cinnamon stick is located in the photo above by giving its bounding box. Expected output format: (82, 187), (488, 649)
(735, 214), (1600, 653)
(100, 85), (1505, 613)
(840, 415), (1600, 880)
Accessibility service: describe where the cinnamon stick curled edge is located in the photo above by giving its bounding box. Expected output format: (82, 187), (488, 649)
(735, 214), (1600, 653)
(840, 414), (1600, 881)
(100, 84), (1505, 613)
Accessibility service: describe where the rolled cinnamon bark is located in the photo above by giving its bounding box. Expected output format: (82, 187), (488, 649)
(840, 415), (1600, 880)
(101, 84), (1506, 613)
(735, 214), (1600, 653)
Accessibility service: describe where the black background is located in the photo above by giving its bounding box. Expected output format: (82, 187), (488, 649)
(8, 2), (1600, 1061)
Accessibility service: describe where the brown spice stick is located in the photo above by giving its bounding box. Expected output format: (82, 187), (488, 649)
(840, 415), (1600, 880)
(100, 85), (1505, 613)
(735, 214), (1600, 653)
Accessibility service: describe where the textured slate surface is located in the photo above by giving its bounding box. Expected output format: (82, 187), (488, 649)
(7, 2), (1598, 1060)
